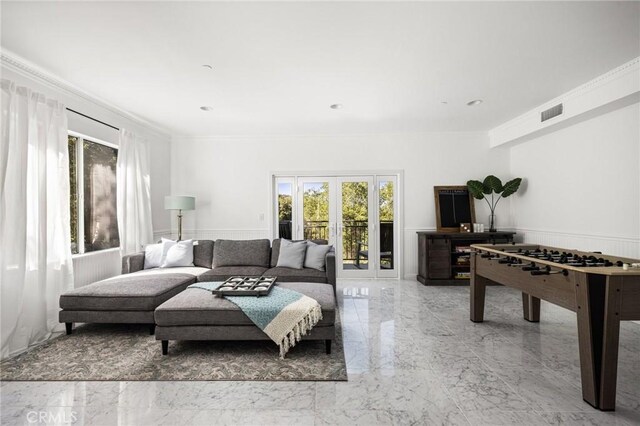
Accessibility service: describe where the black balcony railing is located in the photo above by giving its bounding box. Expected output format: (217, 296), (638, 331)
(278, 220), (393, 263)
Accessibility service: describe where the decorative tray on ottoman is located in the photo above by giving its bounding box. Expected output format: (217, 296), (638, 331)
(212, 276), (277, 297)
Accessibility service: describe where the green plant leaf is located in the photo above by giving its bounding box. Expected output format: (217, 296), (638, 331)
(483, 175), (503, 193)
(466, 180), (486, 199)
(501, 178), (522, 198)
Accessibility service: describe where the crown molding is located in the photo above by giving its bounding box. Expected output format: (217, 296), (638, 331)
(489, 56), (640, 147)
(171, 130), (489, 142)
(493, 57), (639, 134)
(1, 48), (172, 139)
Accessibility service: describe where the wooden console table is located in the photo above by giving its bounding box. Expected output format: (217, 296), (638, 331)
(470, 243), (640, 411)
(416, 231), (515, 285)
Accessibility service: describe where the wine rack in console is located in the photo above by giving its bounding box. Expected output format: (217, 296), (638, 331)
(416, 231), (515, 285)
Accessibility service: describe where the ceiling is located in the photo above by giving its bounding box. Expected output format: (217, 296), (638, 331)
(2, 2), (638, 137)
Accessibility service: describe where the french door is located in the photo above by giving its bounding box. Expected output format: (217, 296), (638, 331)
(296, 177), (337, 246)
(276, 174), (399, 278)
(336, 176), (375, 278)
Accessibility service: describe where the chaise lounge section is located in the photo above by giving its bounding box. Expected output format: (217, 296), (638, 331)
(59, 271), (198, 335)
(59, 240), (215, 334)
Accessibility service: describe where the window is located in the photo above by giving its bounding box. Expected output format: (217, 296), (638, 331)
(68, 134), (119, 254)
(276, 179), (294, 239)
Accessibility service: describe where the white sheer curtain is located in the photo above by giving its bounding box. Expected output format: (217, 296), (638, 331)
(117, 129), (153, 255)
(0, 79), (74, 360)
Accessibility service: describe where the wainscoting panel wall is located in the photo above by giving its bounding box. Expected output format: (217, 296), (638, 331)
(153, 229), (271, 243)
(516, 228), (640, 259)
(72, 249), (121, 288)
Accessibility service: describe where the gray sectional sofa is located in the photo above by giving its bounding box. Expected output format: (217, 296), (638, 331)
(59, 239), (336, 354)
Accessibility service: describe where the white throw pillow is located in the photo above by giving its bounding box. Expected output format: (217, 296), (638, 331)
(145, 239), (178, 269)
(161, 239), (194, 268)
(276, 239), (308, 269)
(143, 243), (164, 269)
(304, 241), (333, 271)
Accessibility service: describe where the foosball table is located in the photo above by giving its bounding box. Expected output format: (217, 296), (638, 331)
(470, 243), (640, 411)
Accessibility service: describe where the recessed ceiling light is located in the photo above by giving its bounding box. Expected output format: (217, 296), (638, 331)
(200, 106), (214, 111)
(330, 104), (343, 110)
(467, 99), (483, 106)
(441, 101), (448, 105)
(202, 64), (213, 70)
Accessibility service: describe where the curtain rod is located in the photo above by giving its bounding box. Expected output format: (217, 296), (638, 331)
(66, 108), (119, 131)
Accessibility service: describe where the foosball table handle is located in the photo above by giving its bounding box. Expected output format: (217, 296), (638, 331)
(530, 267), (568, 276)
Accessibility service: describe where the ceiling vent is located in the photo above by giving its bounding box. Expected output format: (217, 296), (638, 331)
(541, 103), (563, 122)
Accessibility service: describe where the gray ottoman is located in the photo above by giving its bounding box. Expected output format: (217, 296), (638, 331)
(59, 273), (196, 335)
(154, 282), (336, 355)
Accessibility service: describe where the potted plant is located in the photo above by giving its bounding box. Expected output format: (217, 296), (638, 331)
(467, 176), (522, 232)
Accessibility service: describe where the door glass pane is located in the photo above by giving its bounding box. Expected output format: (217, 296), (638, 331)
(83, 140), (119, 252)
(303, 182), (329, 240)
(277, 182), (293, 239)
(342, 181), (368, 270)
(379, 180), (394, 270)
(68, 136), (79, 254)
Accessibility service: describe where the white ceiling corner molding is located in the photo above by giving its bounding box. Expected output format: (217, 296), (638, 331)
(171, 131), (489, 142)
(489, 57), (640, 148)
(1, 49), (172, 139)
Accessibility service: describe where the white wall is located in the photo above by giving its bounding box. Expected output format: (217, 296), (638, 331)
(509, 101), (640, 258)
(2, 63), (172, 287)
(170, 132), (512, 277)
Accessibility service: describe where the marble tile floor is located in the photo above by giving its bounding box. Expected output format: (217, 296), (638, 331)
(1, 280), (639, 425)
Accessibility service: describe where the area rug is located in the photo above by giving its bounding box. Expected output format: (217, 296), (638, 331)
(0, 319), (347, 381)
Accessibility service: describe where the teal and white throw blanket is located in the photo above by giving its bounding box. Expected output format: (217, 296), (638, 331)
(188, 282), (323, 359)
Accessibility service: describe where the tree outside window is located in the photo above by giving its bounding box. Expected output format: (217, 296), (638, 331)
(68, 135), (119, 254)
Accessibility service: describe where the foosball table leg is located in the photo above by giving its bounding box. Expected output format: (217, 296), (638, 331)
(575, 273), (623, 411)
(522, 293), (541, 322)
(470, 274), (489, 323)
(598, 276), (624, 411)
(575, 274), (602, 409)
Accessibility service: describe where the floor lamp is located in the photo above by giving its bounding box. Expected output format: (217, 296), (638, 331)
(164, 196), (196, 241)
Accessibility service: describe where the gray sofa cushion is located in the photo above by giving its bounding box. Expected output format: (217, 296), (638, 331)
(271, 239), (327, 267)
(156, 325), (335, 342)
(59, 273), (196, 311)
(198, 266), (268, 282)
(276, 239), (307, 269)
(213, 239), (271, 267)
(194, 240), (214, 268)
(59, 310), (154, 324)
(264, 267), (328, 283)
(154, 282), (335, 327)
(304, 242), (333, 271)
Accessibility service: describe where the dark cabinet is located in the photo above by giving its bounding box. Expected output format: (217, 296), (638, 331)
(417, 231), (515, 285)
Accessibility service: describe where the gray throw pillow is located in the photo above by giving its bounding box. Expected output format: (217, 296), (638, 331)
(276, 239), (308, 269)
(304, 241), (333, 271)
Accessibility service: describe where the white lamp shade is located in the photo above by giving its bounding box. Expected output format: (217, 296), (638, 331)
(164, 196), (196, 211)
